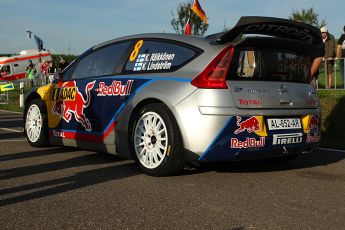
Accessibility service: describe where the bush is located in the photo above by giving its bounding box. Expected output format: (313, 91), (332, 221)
(317, 90), (345, 149)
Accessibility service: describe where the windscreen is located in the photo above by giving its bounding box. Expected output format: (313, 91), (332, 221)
(228, 48), (310, 83)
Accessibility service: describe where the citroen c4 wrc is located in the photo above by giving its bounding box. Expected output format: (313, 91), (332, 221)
(24, 17), (323, 176)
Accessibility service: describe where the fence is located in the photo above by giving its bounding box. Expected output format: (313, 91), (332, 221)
(317, 57), (345, 90)
(0, 82), (9, 104)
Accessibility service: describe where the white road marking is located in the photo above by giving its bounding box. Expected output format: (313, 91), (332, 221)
(0, 110), (23, 114)
(0, 127), (22, 133)
(0, 139), (26, 142)
(318, 147), (345, 153)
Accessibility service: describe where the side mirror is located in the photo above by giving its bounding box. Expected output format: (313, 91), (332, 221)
(53, 72), (62, 82)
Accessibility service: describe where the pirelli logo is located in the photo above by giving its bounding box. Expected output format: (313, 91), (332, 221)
(52, 87), (77, 101)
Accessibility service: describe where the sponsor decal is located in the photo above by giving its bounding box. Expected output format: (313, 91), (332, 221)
(231, 137), (265, 148)
(52, 130), (65, 138)
(247, 88), (270, 93)
(243, 24), (314, 44)
(234, 116), (261, 134)
(272, 133), (303, 145)
(95, 80), (133, 96)
(238, 99), (262, 105)
(52, 87), (76, 101)
(308, 116), (319, 130)
(133, 53), (175, 72)
(52, 80), (95, 131)
(306, 133), (320, 143)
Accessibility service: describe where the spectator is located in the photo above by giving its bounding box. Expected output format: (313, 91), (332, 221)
(321, 26), (336, 89)
(37, 57), (43, 86)
(47, 60), (56, 83)
(26, 60), (35, 87)
(336, 26), (345, 84)
(58, 58), (69, 72)
(41, 60), (49, 85)
(310, 44), (325, 89)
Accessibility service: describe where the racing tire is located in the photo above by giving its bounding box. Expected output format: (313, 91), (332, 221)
(24, 99), (49, 147)
(130, 103), (186, 176)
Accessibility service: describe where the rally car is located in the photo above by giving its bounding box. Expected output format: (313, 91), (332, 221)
(24, 16), (322, 176)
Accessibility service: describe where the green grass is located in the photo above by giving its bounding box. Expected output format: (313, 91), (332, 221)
(317, 59), (345, 89)
(317, 90), (345, 149)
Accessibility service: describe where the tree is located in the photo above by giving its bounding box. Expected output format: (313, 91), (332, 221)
(289, 7), (326, 29)
(171, 1), (208, 35)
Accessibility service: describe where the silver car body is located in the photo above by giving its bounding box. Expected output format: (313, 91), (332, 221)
(25, 16), (322, 165)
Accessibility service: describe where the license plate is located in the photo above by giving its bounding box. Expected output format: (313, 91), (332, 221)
(267, 118), (301, 130)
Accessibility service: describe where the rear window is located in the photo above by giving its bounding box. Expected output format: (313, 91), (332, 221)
(228, 48), (310, 83)
(124, 40), (199, 73)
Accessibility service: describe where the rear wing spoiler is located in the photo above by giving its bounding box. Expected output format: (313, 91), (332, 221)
(207, 16), (323, 48)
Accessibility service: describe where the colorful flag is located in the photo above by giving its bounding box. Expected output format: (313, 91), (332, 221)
(191, 0), (208, 24)
(184, 18), (192, 35)
(34, 35), (44, 51)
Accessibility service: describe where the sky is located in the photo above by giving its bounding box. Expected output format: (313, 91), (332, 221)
(0, 0), (343, 55)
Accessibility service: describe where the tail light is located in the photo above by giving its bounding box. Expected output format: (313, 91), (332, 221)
(191, 46), (234, 89)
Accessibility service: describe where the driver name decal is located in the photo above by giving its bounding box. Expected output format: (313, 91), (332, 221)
(133, 52), (175, 71)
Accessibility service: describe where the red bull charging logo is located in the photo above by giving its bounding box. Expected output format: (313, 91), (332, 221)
(309, 116), (319, 130)
(52, 80), (96, 131)
(95, 80), (133, 96)
(234, 116), (261, 134)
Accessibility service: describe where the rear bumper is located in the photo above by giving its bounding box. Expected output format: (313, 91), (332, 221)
(172, 90), (320, 162)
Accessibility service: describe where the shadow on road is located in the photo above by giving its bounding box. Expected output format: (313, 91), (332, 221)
(0, 131), (23, 140)
(183, 148), (345, 175)
(0, 150), (140, 207)
(0, 147), (78, 162)
(1, 147), (343, 207)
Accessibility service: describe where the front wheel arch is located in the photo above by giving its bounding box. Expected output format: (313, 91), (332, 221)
(128, 102), (186, 176)
(24, 98), (49, 147)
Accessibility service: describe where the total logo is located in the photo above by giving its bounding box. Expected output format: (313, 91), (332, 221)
(272, 133), (303, 145)
(234, 116), (261, 134)
(239, 99), (262, 105)
(95, 80), (134, 96)
(231, 137), (265, 149)
(52, 80), (95, 131)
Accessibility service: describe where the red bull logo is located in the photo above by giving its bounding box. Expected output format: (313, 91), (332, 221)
(234, 116), (261, 134)
(95, 80), (134, 96)
(231, 137), (265, 148)
(309, 116), (319, 130)
(52, 80), (96, 131)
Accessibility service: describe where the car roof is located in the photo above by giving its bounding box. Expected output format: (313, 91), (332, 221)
(92, 33), (214, 51)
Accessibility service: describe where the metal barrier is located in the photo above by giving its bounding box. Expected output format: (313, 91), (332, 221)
(317, 57), (345, 89)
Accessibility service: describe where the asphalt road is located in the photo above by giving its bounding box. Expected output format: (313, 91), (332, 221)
(0, 110), (345, 229)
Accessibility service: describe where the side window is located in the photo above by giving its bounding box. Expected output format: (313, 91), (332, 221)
(124, 40), (198, 73)
(61, 61), (77, 81)
(72, 41), (130, 80)
(0, 65), (11, 76)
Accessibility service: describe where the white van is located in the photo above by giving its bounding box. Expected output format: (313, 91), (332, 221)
(0, 50), (52, 81)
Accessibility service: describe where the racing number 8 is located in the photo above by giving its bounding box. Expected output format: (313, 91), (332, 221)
(129, 40), (144, 62)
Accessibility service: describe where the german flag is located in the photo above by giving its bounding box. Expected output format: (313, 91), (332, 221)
(191, 0), (208, 24)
